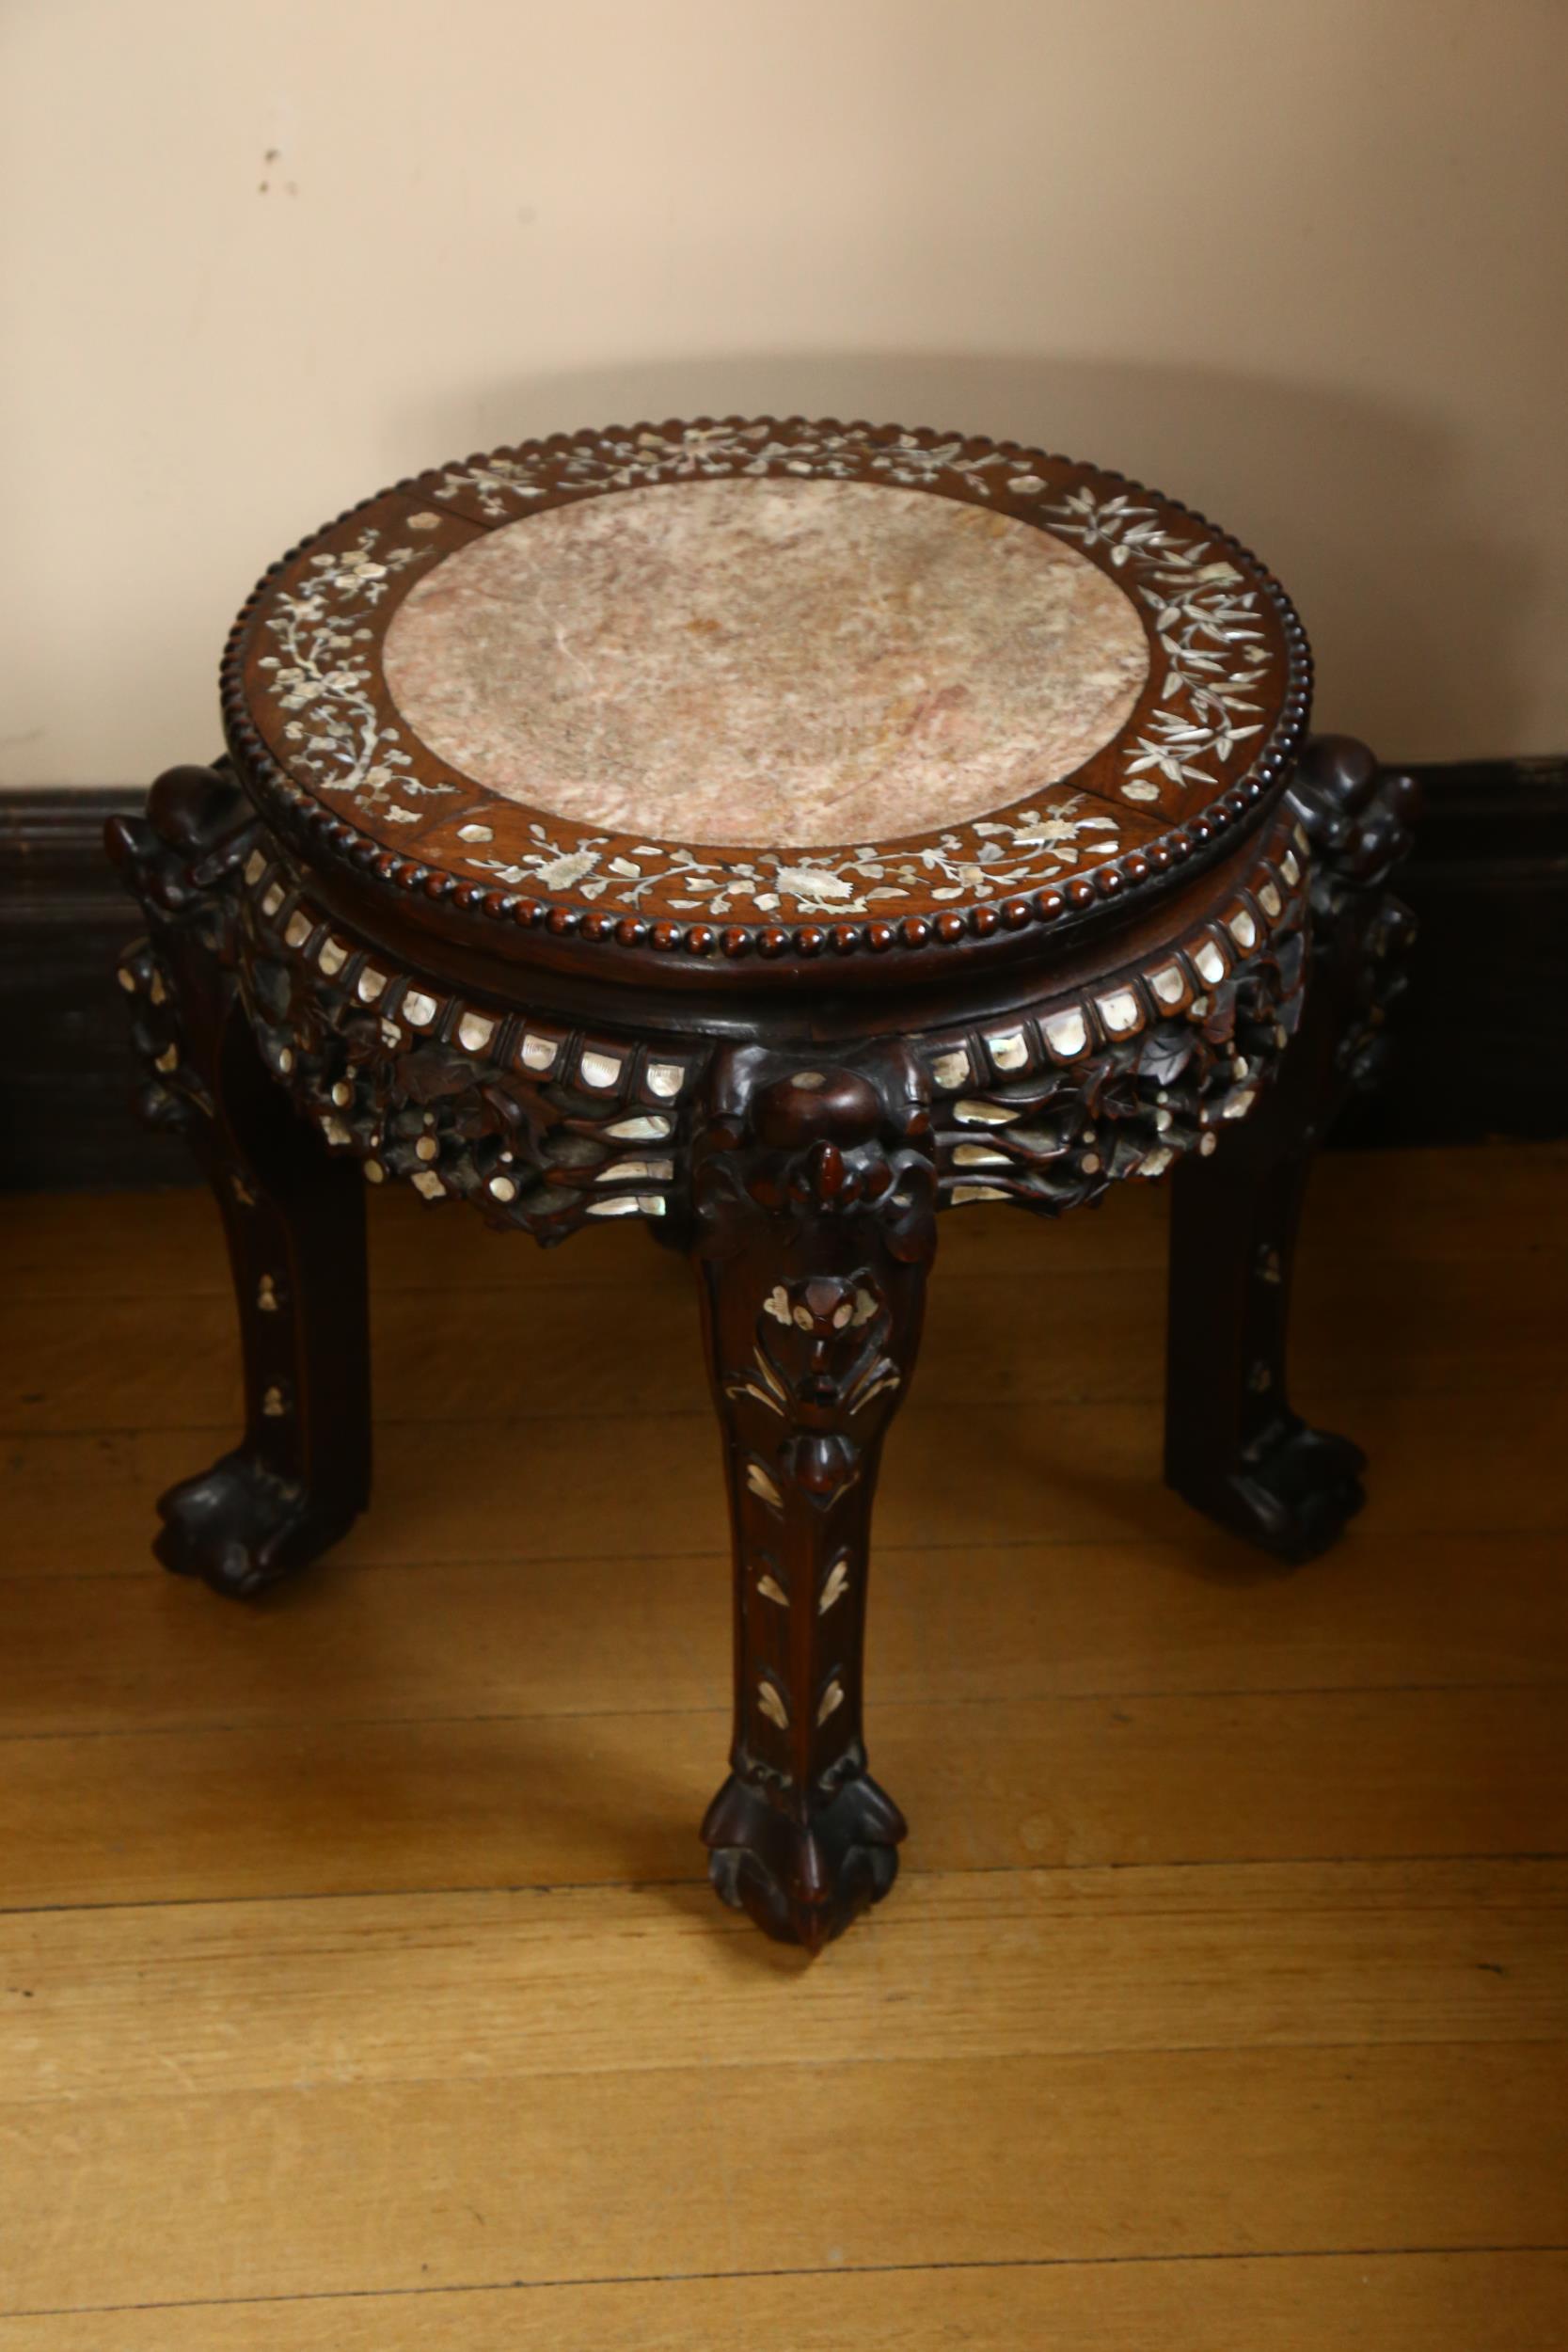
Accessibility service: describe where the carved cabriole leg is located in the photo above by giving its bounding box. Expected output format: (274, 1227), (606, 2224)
(1164, 1004), (1367, 1559)
(690, 1045), (937, 1951)
(1164, 736), (1420, 1562)
(107, 763), (371, 1597)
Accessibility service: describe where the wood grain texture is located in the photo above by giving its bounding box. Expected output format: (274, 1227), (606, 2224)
(8, 1386), (1568, 1581)
(4, 2253), (1566, 2352)
(1, 1149), (1564, 2338)
(5, 1864), (1563, 2107)
(4, 1530), (1565, 1735)
(4, 1685), (1563, 1911)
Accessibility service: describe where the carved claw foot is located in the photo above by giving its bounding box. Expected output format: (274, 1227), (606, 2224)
(703, 1771), (906, 1953)
(154, 1449), (358, 1598)
(1176, 1416), (1368, 1566)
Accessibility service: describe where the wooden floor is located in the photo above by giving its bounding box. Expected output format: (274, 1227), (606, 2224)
(1, 1146), (1566, 2346)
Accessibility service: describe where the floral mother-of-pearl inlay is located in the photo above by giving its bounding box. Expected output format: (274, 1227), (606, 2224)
(255, 535), (453, 820)
(381, 478), (1150, 848)
(1044, 486), (1272, 798)
(420, 424), (1279, 816)
(243, 421), (1294, 928)
(461, 798), (1122, 921)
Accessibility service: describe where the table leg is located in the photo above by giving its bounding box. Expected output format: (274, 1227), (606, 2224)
(689, 1047), (936, 1949)
(108, 764), (371, 1597)
(1164, 736), (1420, 1563)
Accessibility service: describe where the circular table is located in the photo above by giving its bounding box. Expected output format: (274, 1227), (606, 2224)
(109, 418), (1419, 1950)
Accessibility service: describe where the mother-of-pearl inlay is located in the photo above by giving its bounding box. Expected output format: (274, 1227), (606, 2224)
(382, 477), (1150, 848)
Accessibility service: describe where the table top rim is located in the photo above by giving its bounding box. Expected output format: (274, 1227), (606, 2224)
(220, 415), (1311, 981)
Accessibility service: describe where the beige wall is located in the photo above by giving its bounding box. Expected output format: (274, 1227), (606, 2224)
(3, 0), (1564, 787)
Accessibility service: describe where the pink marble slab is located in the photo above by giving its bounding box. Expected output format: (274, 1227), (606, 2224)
(381, 476), (1149, 848)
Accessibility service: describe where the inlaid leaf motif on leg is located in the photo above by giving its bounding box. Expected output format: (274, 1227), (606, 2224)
(690, 1044), (937, 1950)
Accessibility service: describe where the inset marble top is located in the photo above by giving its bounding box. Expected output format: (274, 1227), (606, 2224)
(382, 478), (1149, 848)
(227, 418), (1308, 959)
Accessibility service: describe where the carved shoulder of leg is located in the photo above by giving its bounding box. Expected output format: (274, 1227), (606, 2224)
(105, 759), (258, 923)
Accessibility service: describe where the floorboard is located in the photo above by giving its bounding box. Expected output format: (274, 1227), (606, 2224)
(3, 1528), (1564, 1735)
(4, 1863), (1563, 2106)
(4, 2251), (1566, 2352)
(1, 1146), (1564, 2341)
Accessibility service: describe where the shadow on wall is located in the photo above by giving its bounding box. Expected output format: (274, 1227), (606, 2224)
(398, 351), (1531, 764)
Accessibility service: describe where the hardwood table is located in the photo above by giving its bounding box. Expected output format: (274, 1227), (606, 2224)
(109, 418), (1418, 1950)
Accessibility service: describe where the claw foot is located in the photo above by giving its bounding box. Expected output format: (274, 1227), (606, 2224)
(1175, 1415), (1367, 1565)
(155, 1449), (361, 1597)
(702, 1770), (906, 1952)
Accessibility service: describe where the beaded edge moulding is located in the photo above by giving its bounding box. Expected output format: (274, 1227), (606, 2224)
(222, 417), (1312, 965)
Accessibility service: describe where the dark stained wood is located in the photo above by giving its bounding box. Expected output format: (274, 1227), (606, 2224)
(103, 735), (1413, 1940)
(1338, 753), (1568, 1145)
(222, 419), (1309, 977)
(689, 1045), (936, 1946)
(1164, 735), (1421, 1557)
(89, 425), (1433, 1947)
